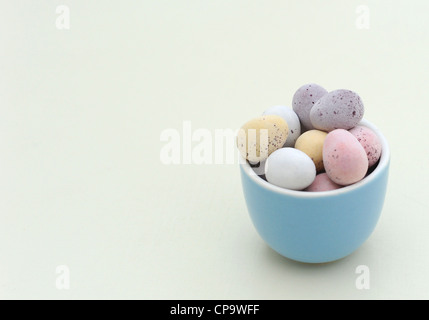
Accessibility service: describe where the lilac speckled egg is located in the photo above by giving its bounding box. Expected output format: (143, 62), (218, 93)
(310, 89), (364, 132)
(305, 173), (343, 192)
(323, 129), (368, 186)
(349, 125), (382, 167)
(292, 83), (328, 131)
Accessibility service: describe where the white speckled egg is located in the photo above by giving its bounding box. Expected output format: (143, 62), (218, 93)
(265, 148), (316, 190)
(262, 105), (301, 147)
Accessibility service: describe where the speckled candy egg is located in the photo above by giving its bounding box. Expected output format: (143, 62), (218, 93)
(237, 115), (288, 163)
(310, 89), (364, 132)
(292, 83), (328, 131)
(262, 105), (301, 147)
(294, 129), (328, 172)
(305, 173), (343, 192)
(265, 148), (316, 190)
(323, 129), (368, 186)
(349, 125), (382, 167)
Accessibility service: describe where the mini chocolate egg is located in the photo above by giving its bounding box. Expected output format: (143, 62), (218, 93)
(323, 129), (368, 186)
(305, 173), (342, 192)
(292, 83), (328, 131)
(265, 148), (316, 190)
(294, 129), (328, 172)
(262, 105), (301, 147)
(310, 89), (364, 132)
(349, 125), (382, 167)
(237, 115), (288, 163)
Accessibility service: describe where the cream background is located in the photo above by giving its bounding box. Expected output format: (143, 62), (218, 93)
(0, 0), (428, 299)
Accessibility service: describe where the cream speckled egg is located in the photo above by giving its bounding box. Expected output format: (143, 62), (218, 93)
(294, 129), (328, 172)
(237, 115), (288, 163)
(265, 148), (316, 190)
(262, 105), (301, 147)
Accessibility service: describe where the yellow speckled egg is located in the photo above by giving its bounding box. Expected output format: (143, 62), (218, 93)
(295, 129), (327, 172)
(237, 115), (288, 163)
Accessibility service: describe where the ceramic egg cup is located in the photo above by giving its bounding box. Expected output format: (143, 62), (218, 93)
(239, 119), (390, 263)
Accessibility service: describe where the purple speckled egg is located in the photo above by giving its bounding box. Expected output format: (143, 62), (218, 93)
(323, 129), (368, 186)
(349, 125), (382, 167)
(292, 83), (328, 131)
(310, 89), (364, 132)
(305, 173), (343, 192)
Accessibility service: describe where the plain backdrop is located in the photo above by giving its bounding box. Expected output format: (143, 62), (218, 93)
(1, 0), (429, 299)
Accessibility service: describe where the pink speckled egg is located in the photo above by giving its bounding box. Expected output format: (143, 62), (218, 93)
(305, 173), (343, 192)
(349, 125), (382, 167)
(323, 129), (368, 186)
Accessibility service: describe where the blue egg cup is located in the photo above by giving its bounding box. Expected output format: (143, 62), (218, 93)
(240, 119), (390, 263)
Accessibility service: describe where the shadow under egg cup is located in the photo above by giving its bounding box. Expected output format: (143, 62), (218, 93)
(239, 119), (390, 263)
